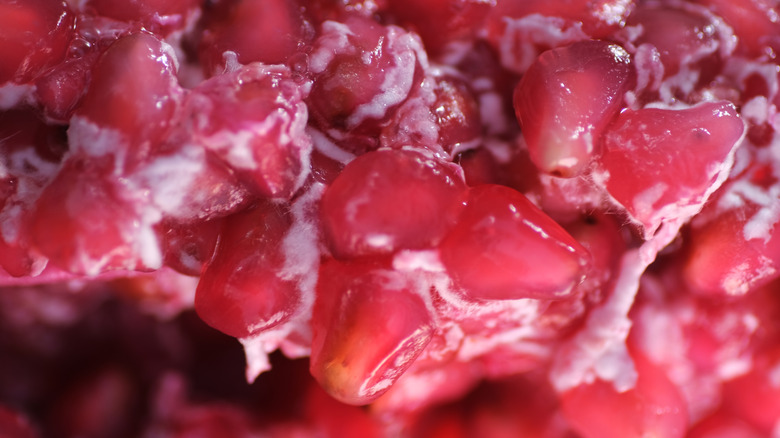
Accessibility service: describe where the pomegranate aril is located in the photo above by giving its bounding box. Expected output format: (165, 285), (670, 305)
(514, 40), (634, 177)
(184, 63), (311, 200)
(307, 15), (424, 152)
(490, 0), (635, 40)
(431, 75), (482, 153)
(693, 0), (780, 58)
(159, 218), (222, 277)
(627, 4), (725, 79)
(722, 347), (780, 434)
(439, 184), (591, 300)
(0, 0), (75, 85)
(310, 260), (434, 405)
(320, 148), (467, 259)
(71, 32), (181, 167)
(34, 51), (99, 123)
(29, 158), (162, 275)
(688, 410), (764, 438)
(560, 350), (688, 438)
(84, 0), (199, 35)
(0, 110), (68, 277)
(385, 0), (492, 56)
(198, 0), (310, 75)
(596, 101), (744, 237)
(195, 202), (300, 339)
(683, 204), (780, 297)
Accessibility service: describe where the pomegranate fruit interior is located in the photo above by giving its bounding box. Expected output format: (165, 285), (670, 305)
(2, 0), (780, 436)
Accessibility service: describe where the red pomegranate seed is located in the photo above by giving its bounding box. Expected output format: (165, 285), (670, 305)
(195, 202), (301, 339)
(490, 0), (634, 40)
(307, 15), (425, 152)
(688, 410), (764, 438)
(430, 75), (482, 153)
(514, 40), (634, 177)
(159, 218), (222, 277)
(83, 0), (199, 35)
(29, 158), (162, 275)
(71, 32), (181, 168)
(385, 0), (492, 55)
(0, 0), (75, 85)
(34, 52), (100, 124)
(198, 0), (310, 75)
(184, 63), (311, 200)
(379, 73), (482, 154)
(596, 101), (744, 237)
(310, 260), (434, 405)
(320, 149), (467, 258)
(560, 350), (688, 438)
(722, 347), (780, 434)
(683, 204), (780, 297)
(0, 109), (66, 276)
(693, 0), (780, 58)
(627, 4), (725, 78)
(564, 213), (625, 293)
(439, 184), (591, 300)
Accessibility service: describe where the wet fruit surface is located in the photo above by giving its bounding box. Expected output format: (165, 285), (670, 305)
(1, 0), (780, 436)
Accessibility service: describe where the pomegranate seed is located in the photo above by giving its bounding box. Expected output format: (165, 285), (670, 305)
(29, 158), (162, 275)
(683, 204), (780, 297)
(688, 410), (764, 438)
(71, 32), (181, 168)
(0, 0), (75, 85)
(722, 347), (780, 434)
(307, 15), (425, 153)
(310, 260), (434, 405)
(195, 202), (301, 339)
(34, 52), (100, 123)
(439, 184), (591, 300)
(514, 40), (634, 177)
(693, 0), (780, 58)
(198, 0), (310, 74)
(490, 0), (635, 40)
(320, 149), (467, 258)
(83, 0), (199, 35)
(627, 4), (725, 78)
(159, 218), (222, 277)
(385, 0), (492, 55)
(596, 101), (744, 237)
(564, 212), (625, 294)
(184, 63), (311, 199)
(0, 109), (66, 276)
(430, 75), (482, 153)
(560, 350), (688, 438)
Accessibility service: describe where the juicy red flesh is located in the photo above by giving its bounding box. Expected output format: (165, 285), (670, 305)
(439, 184), (591, 300)
(320, 149), (467, 258)
(514, 40), (634, 177)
